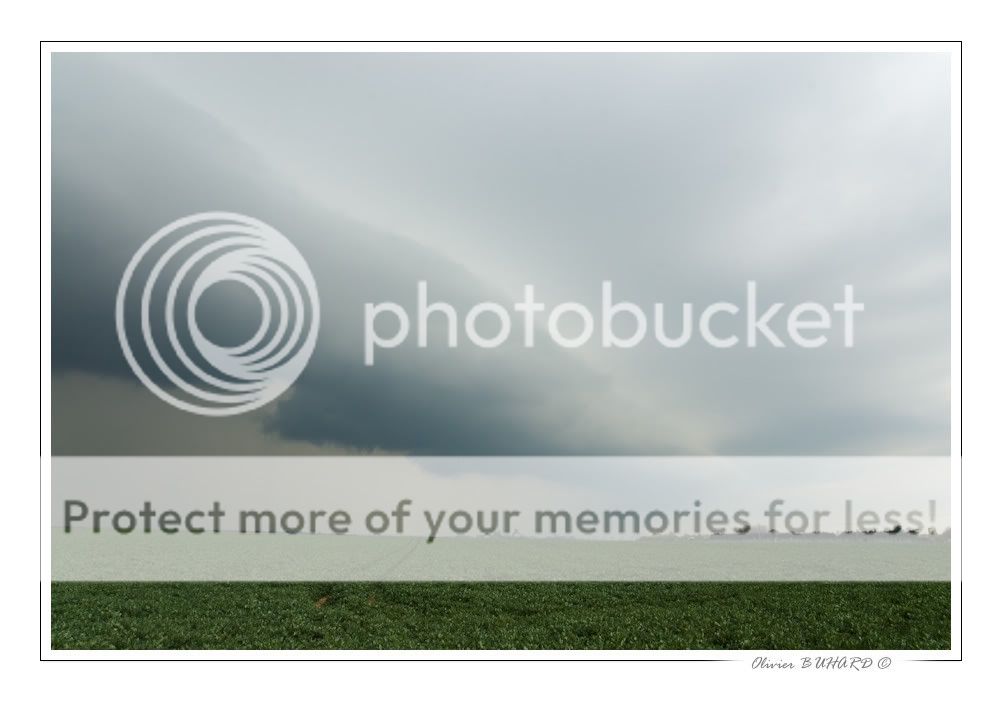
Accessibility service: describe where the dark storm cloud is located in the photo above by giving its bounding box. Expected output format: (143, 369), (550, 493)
(51, 52), (951, 456)
(51, 54), (639, 455)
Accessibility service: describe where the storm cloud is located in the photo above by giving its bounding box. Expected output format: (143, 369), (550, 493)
(51, 52), (950, 456)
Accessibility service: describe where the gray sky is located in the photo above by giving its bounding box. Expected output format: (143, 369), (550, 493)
(51, 52), (951, 456)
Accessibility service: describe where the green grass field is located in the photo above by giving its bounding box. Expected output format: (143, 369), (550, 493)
(50, 582), (950, 650)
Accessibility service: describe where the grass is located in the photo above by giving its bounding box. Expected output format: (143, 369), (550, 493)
(50, 581), (950, 650)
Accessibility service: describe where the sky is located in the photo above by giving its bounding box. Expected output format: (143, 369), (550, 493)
(51, 52), (951, 456)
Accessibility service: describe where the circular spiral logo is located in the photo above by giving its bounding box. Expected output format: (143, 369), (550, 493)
(116, 212), (320, 416)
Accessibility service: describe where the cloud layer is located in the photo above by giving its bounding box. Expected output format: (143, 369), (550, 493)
(51, 52), (951, 455)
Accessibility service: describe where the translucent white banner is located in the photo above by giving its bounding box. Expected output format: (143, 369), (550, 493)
(51, 456), (951, 581)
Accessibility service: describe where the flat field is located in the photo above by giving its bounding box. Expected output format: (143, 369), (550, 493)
(50, 581), (950, 650)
